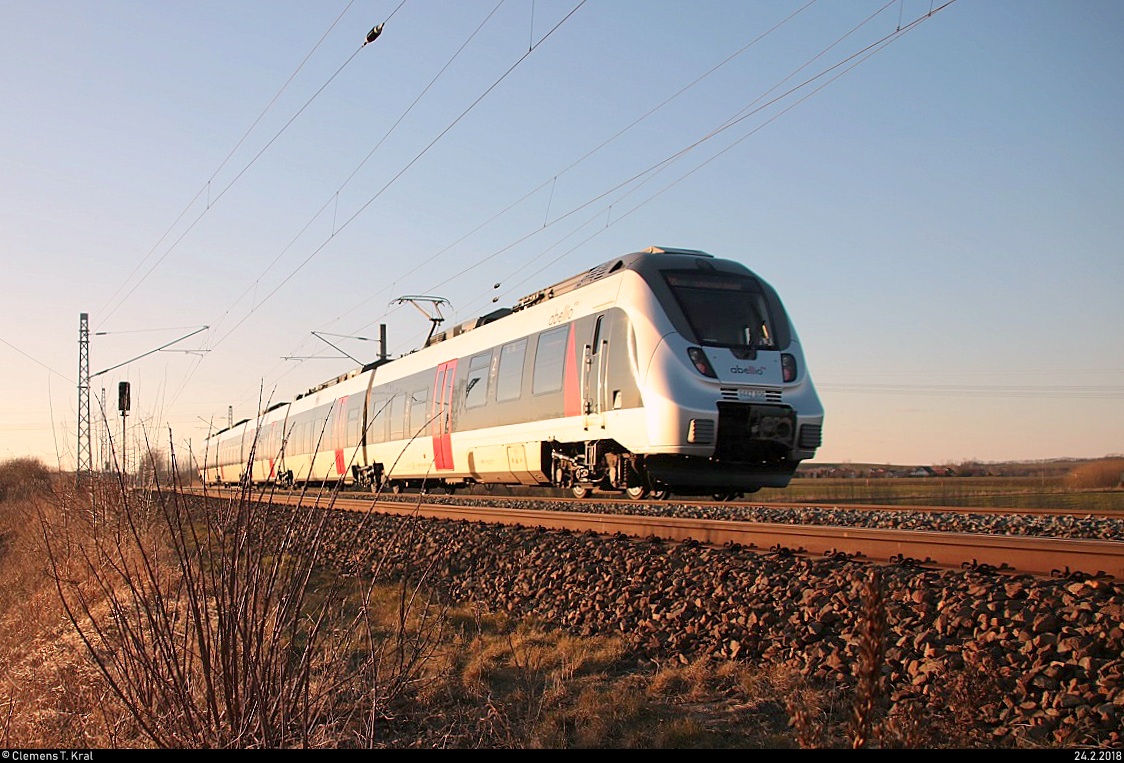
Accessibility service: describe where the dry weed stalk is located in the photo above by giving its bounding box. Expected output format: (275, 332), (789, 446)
(787, 697), (818, 749)
(1, 693), (12, 747)
(850, 567), (887, 749)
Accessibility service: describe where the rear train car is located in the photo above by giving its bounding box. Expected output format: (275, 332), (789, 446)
(201, 246), (824, 499)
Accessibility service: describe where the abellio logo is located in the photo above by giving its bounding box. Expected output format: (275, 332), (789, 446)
(730, 366), (765, 375)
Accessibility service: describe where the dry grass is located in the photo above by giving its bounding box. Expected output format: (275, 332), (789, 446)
(1065, 458), (1124, 490)
(0, 465), (137, 747)
(396, 611), (808, 748)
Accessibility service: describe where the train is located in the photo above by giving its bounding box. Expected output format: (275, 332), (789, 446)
(199, 246), (824, 500)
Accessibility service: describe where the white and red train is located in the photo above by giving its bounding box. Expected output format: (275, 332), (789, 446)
(200, 246), (824, 499)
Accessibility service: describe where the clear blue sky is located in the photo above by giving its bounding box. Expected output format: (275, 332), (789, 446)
(2, 0), (1121, 470)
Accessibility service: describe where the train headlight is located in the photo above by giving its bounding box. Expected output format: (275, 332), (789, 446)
(687, 347), (717, 378)
(781, 353), (797, 383)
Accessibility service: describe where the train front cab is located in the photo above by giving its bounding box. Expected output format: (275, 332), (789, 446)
(623, 251), (824, 496)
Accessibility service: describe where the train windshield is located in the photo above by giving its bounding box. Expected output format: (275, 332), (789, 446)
(663, 271), (779, 349)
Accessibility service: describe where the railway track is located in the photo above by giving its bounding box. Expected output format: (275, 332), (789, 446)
(169, 484), (1124, 748)
(186, 487), (1124, 579)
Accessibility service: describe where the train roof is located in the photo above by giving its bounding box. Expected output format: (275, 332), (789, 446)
(296, 364), (370, 400)
(424, 246), (714, 349)
(208, 418), (251, 438)
(422, 306), (512, 349)
(510, 246), (712, 313)
(281, 246), (722, 402)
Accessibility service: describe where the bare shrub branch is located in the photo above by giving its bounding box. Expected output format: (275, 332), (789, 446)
(40, 426), (449, 748)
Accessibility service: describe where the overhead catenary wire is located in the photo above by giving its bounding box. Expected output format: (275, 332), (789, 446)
(276, 0), (950, 362)
(184, 0), (831, 402)
(372, 0), (958, 355)
(163, 1), (510, 412)
(201, 0), (509, 353)
(100, 42), (371, 330)
(408, 0), (951, 323)
(91, 326), (209, 379)
(0, 334), (72, 383)
(202, 0), (590, 354)
(324, 0), (823, 334)
(95, 1), (402, 330)
(169, 1), (589, 417)
(341, 0), (905, 340)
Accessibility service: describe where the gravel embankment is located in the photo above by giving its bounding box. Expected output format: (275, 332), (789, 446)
(304, 500), (1124, 749)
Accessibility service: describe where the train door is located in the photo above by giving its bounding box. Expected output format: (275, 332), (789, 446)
(431, 360), (457, 470)
(582, 315), (608, 431)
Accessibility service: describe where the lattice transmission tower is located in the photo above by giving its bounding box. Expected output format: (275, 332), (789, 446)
(77, 312), (92, 484)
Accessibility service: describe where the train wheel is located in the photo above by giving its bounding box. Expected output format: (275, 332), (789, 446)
(712, 491), (738, 502)
(625, 485), (648, 500)
(571, 484), (590, 499)
(650, 488), (670, 501)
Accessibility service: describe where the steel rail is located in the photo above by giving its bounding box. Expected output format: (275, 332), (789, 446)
(245, 490), (1123, 580)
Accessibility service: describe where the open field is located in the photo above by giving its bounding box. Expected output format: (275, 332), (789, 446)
(756, 476), (1124, 513)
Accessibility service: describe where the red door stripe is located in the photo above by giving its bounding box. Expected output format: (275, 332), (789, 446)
(563, 324), (581, 417)
(432, 361), (457, 470)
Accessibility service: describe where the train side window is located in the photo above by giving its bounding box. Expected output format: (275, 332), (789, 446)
(297, 416), (309, 453)
(532, 326), (568, 395)
(309, 415), (320, 450)
(292, 419), (302, 453)
(288, 420), (300, 454)
(389, 393), (406, 440)
(325, 407), (340, 450)
(408, 388), (428, 436)
(591, 316), (602, 354)
(369, 395), (389, 443)
(311, 407), (331, 450)
(292, 419), (306, 454)
(496, 338), (527, 402)
(346, 398), (363, 447)
(307, 418), (321, 453)
(465, 352), (491, 408)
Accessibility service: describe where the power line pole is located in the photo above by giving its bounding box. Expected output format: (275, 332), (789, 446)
(77, 312), (92, 486)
